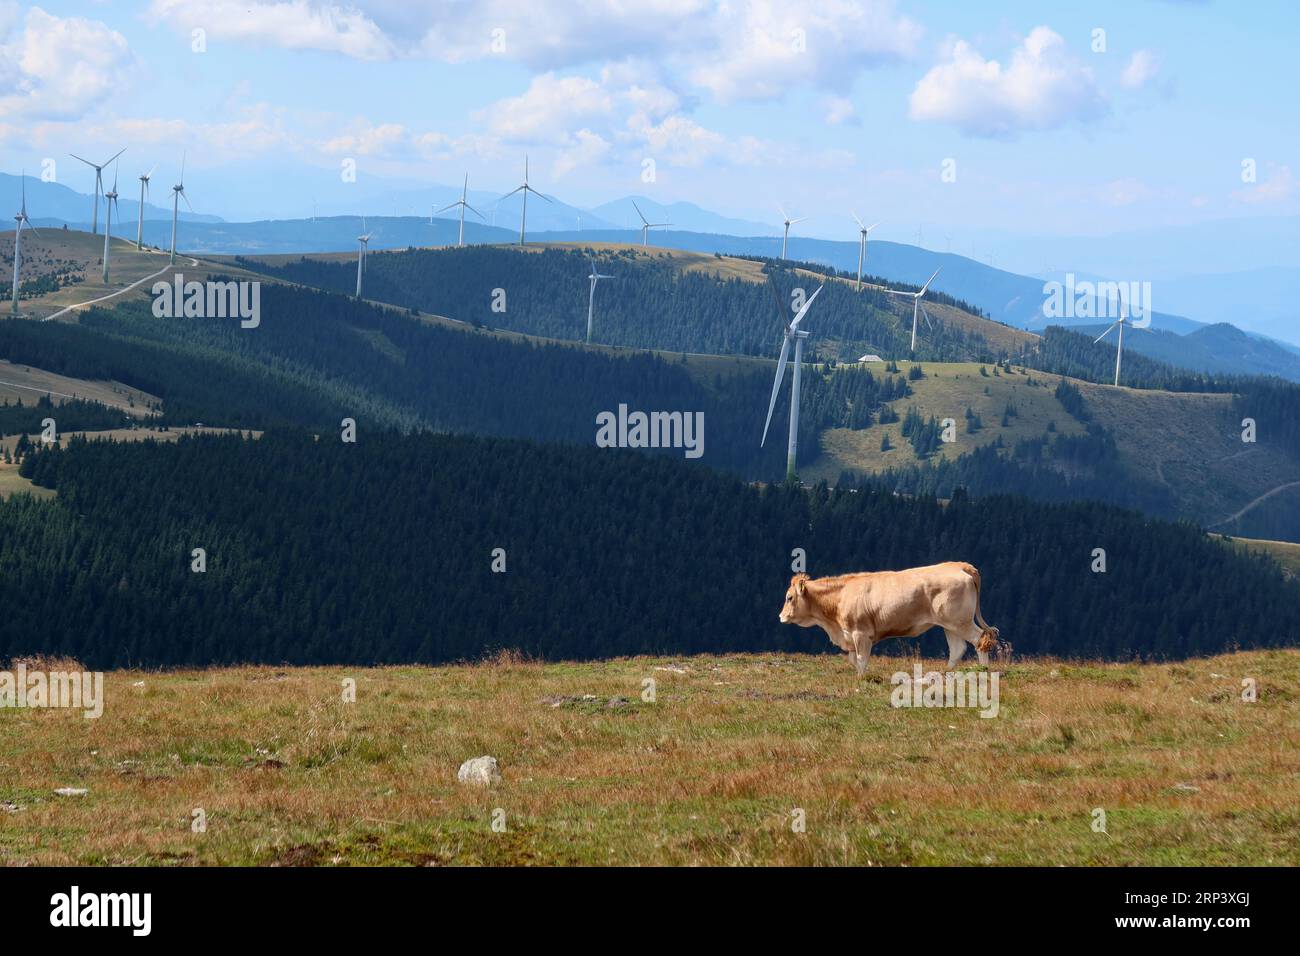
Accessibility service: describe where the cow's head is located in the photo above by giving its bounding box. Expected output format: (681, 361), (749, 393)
(779, 574), (815, 625)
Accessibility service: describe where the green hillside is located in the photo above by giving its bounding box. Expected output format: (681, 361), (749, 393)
(229, 243), (1029, 364)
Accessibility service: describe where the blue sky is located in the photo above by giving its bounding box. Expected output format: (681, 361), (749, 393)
(2, 0), (1297, 251)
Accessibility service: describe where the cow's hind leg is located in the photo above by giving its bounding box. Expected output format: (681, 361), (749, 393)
(944, 630), (967, 669)
(952, 621), (990, 666)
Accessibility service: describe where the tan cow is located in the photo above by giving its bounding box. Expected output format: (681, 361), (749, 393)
(778, 561), (1000, 676)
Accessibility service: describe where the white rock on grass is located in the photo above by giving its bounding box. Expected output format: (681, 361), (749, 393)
(457, 756), (501, 786)
(54, 788), (88, 797)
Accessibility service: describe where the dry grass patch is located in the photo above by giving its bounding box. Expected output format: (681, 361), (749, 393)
(1, 650), (1296, 865)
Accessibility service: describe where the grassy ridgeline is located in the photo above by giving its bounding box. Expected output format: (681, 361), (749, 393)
(3, 429), (1298, 668)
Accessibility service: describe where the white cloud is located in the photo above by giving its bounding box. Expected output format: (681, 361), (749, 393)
(149, 0), (915, 105)
(909, 26), (1107, 137)
(1121, 49), (1159, 90)
(690, 0), (920, 103)
(823, 95), (858, 125)
(477, 73), (613, 144)
(321, 121), (408, 156)
(0, 7), (135, 121)
(150, 0), (701, 67)
(1097, 177), (1158, 207)
(627, 113), (731, 167)
(1233, 164), (1296, 205)
(553, 128), (611, 178)
(149, 0), (392, 60)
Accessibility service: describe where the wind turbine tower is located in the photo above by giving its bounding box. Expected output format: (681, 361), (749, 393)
(438, 173), (483, 247)
(136, 163), (156, 250)
(779, 205), (806, 260)
(585, 256), (615, 343)
(102, 163), (121, 282)
(11, 172), (38, 315)
(355, 218), (372, 298)
(885, 269), (941, 353)
(501, 156), (552, 245)
(70, 148), (125, 235)
(169, 154), (192, 265)
(631, 200), (671, 247)
(851, 214), (879, 291)
(1093, 295), (1150, 387)
(761, 284), (824, 482)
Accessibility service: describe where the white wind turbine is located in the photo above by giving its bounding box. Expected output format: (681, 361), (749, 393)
(585, 255), (615, 343)
(501, 155), (552, 246)
(885, 268), (941, 354)
(1092, 293), (1151, 387)
(10, 172), (39, 315)
(169, 153), (192, 265)
(631, 199), (670, 247)
(761, 283), (825, 482)
(136, 163), (157, 250)
(355, 218), (372, 299)
(778, 204), (806, 260)
(851, 214), (880, 291)
(101, 163), (121, 282)
(70, 148), (125, 235)
(438, 173), (483, 247)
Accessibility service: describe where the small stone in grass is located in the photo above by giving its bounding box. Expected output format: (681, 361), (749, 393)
(457, 756), (501, 786)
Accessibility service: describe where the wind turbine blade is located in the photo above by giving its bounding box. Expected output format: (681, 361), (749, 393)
(145, 163), (158, 180)
(852, 212), (864, 229)
(180, 190), (193, 212)
(632, 199), (648, 225)
(788, 284), (824, 331)
(778, 203), (788, 221)
(102, 147), (126, 167)
(69, 153), (96, 168)
(921, 303), (934, 331)
(790, 217), (807, 225)
(436, 201), (459, 213)
(1093, 322), (1120, 344)
(761, 337), (793, 448)
(533, 190), (555, 204)
(866, 222), (880, 233)
(464, 202), (484, 219)
(501, 186), (524, 200)
(919, 268), (941, 295)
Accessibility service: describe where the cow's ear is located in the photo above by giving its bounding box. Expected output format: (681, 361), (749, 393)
(796, 577), (806, 596)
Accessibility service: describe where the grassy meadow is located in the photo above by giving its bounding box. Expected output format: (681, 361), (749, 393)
(2, 649), (1297, 866)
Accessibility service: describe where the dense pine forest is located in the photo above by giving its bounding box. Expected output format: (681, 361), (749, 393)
(5, 430), (1297, 668)
(235, 247), (1003, 362)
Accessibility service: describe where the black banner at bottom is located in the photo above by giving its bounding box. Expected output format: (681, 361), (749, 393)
(0, 866), (1276, 942)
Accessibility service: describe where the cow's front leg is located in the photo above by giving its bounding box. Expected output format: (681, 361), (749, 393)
(853, 634), (873, 678)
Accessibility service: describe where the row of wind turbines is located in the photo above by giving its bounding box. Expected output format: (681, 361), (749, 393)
(352, 158), (670, 301)
(9, 148), (192, 315)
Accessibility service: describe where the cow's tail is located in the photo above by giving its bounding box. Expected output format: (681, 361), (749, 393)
(960, 563), (1000, 654)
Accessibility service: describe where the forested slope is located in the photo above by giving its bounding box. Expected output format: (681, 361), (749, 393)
(235, 246), (1005, 362)
(0, 284), (909, 479)
(4, 430), (1297, 667)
